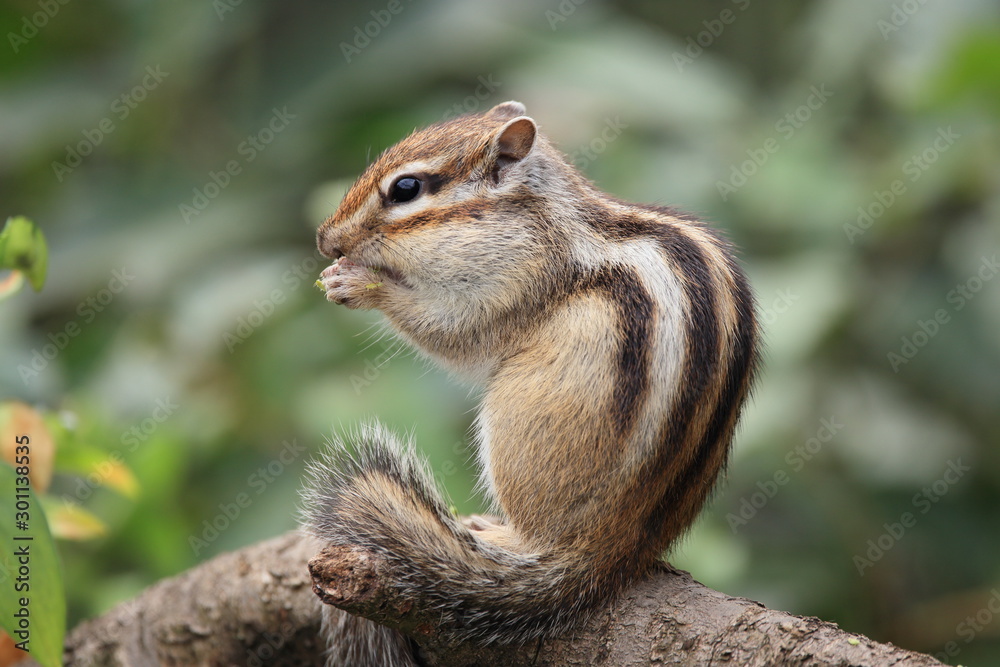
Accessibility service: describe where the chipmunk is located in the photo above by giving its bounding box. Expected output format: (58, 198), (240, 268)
(303, 100), (758, 666)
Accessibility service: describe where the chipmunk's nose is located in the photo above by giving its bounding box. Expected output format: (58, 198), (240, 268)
(316, 217), (343, 259)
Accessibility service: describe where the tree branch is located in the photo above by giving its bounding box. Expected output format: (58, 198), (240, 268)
(62, 531), (943, 666)
(63, 532), (324, 666)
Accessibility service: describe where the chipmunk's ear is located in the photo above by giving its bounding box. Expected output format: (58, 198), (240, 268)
(487, 101), (527, 119)
(489, 115), (536, 183)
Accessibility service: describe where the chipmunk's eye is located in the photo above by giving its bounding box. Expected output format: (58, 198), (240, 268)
(389, 176), (421, 203)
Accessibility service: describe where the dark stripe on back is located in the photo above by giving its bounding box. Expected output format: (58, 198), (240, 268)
(693, 263), (757, 473)
(640, 227), (721, 542)
(578, 207), (749, 547)
(580, 208), (727, 462)
(647, 256), (757, 545)
(576, 266), (654, 440)
(623, 199), (705, 225)
(654, 227), (720, 418)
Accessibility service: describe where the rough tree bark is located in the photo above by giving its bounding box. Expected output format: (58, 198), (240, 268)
(62, 532), (324, 666)
(59, 531), (943, 666)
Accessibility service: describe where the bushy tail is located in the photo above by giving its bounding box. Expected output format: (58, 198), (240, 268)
(319, 604), (417, 667)
(300, 422), (615, 646)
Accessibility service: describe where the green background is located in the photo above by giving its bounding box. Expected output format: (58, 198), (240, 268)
(1, 0), (999, 663)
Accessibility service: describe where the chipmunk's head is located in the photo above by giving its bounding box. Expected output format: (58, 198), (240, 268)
(316, 101), (564, 310)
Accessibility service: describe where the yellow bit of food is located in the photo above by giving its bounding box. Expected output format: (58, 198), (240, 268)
(314, 279), (325, 292)
(365, 282), (383, 290)
(847, 638), (860, 646)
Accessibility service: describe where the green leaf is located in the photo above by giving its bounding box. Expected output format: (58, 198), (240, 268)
(53, 442), (141, 500)
(0, 463), (65, 667)
(0, 217), (49, 291)
(928, 29), (1000, 114)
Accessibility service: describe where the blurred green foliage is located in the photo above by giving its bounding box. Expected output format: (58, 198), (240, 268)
(0, 0), (998, 662)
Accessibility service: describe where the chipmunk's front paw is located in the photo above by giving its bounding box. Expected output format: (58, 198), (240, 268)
(318, 258), (384, 309)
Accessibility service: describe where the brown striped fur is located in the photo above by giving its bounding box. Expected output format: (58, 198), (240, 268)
(303, 101), (758, 660)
